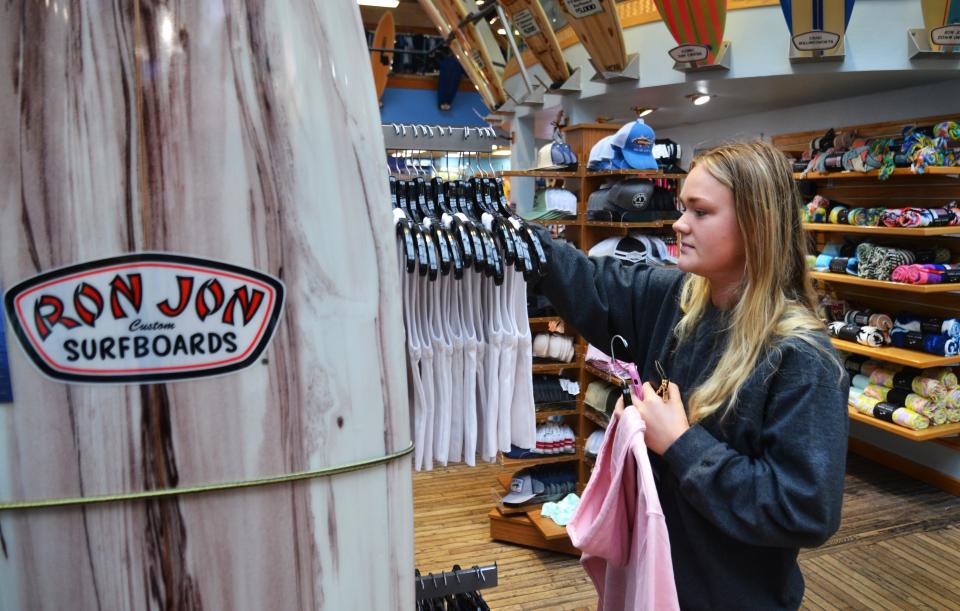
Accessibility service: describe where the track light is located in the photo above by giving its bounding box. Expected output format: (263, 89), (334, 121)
(687, 94), (712, 106)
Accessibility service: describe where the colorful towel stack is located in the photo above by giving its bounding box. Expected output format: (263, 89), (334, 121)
(891, 263), (960, 285)
(891, 314), (960, 357)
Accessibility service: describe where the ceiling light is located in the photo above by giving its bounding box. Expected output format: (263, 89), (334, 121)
(690, 94), (712, 106)
(357, 0), (399, 7)
(497, 28), (506, 35)
(637, 107), (655, 118)
(493, 149), (512, 156)
(476, 0), (485, 4)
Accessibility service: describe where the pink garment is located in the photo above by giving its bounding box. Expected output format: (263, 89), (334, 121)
(567, 405), (680, 611)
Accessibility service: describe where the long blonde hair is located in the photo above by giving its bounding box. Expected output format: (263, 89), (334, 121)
(676, 140), (832, 423)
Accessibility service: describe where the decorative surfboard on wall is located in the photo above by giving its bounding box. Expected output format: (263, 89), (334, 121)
(500, 0), (571, 87)
(780, 0), (856, 60)
(418, 0), (507, 109)
(0, 2), (413, 610)
(653, 0), (730, 68)
(370, 10), (396, 105)
(432, 0), (509, 108)
(921, 0), (960, 53)
(555, 0), (630, 77)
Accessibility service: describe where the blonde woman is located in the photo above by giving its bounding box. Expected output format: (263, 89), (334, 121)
(532, 140), (848, 610)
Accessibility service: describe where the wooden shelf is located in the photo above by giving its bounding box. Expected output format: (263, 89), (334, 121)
(583, 410), (609, 430)
(830, 338), (960, 368)
(532, 361), (581, 374)
(501, 169), (578, 178)
(527, 218), (580, 226)
(804, 223), (960, 237)
(582, 219), (677, 228)
(810, 271), (960, 293)
(528, 509), (569, 541)
(583, 169), (686, 179)
(487, 508), (578, 555)
(528, 316), (562, 324)
(796, 167), (960, 180)
(848, 407), (960, 441)
(499, 453), (579, 468)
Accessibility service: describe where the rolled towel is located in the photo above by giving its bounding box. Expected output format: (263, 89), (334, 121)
(880, 208), (904, 227)
(890, 407), (930, 430)
(868, 313), (894, 332)
(868, 368), (897, 388)
(946, 388), (960, 410)
(852, 374), (871, 390)
(923, 368), (959, 389)
(923, 333), (957, 357)
(911, 376), (946, 399)
(893, 315), (922, 332)
(815, 253), (834, 271)
(828, 205), (849, 224)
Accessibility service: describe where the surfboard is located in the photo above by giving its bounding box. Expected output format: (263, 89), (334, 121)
(370, 11), (395, 104)
(431, 0), (509, 108)
(0, 1), (413, 608)
(555, 0), (628, 74)
(921, 0), (960, 53)
(780, 0), (856, 58)
(500, 0), (571, 86)
(654, 0), (728, 65)
(418, 0), (507, 109)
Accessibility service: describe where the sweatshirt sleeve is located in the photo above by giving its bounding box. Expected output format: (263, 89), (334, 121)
(661, 342), (849, 548)
(529, 224), (682, 363)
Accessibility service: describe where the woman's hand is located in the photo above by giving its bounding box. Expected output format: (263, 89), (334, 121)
(631, 382), (689, 455)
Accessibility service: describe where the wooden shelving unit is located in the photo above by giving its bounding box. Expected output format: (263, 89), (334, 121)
(779, 116), (960, 455)
(810, 272), (960, 294)
(583, 410), (609, 430)
(803, 223), (960, 237)
(499, 453), (579, 469)
(501, 169), (578, 178)
(531, 361), (580, 374)
(582, 219), (676, 228)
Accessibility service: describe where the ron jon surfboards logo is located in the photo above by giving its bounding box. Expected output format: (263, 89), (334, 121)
(3, 253), (285, 384)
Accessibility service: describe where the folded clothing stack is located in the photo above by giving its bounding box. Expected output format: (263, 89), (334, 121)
(890, 313), (960, 357)
(532, 375), (579, 406)
(532, 333), (576, 363)
(804, 197), (960, 227)
(810, 241), (957, 283)
(534, 423), (576, 454)
(584, 430), (605, 457)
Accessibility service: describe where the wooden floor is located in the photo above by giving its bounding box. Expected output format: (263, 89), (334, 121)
(414, 453), (960, 610)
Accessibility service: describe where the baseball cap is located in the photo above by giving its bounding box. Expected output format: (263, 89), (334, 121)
(523, 189), (577, 221)
(586, 179), (657, 221)
(503, 467), (546, 505)
(611, 120), (658, 170)
(588, 236), (648, 265)
(588, 135), (617, 170)
(533, 141), (578, 171)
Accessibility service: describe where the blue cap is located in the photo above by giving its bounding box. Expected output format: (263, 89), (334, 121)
(620, 120), (658, 170)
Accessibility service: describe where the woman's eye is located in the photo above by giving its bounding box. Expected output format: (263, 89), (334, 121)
(695, 209), (707, 217)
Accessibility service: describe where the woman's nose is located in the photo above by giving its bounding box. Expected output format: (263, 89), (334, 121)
(673, 211), (690, 235)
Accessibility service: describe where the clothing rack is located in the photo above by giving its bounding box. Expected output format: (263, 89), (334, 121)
(415, 563), (498, 601)
(383, 123), (508, 153)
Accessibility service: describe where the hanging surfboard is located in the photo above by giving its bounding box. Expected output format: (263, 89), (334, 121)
(370, 10), (395, 104)
(654, 0), (728, 65)
(921, 0), (960, 53)
(500, 0), (571, 86)
(418, 0), (507, 109)
(556, 0), (629, 74)
(780, 0), (856, 59)
(431, 0), (508, 108)
(0, 2), (413, 609)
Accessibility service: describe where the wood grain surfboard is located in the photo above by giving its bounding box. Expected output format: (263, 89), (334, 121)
(0, 2), (413, 609)
(501, 0), (571, 86)
(418, 0), (507, 109)
(556, 0), (628, 74)
(371, 10), (395, 102)
(921, 0), (960, 52)
(654, 0), (728, 64)
(780, 0), (856, 57)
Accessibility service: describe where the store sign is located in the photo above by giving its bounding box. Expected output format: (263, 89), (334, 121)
(0, 285), (13, 402)
(3, 254), (284, 384)
(668, 44), (710, 63)
(513, 9), (541, 37)
(792, 31), (840, 51)
(931, 25), (960, 47)
(563, 0), (603, 19)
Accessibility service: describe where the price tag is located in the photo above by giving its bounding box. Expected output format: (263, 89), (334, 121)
(563, 0), (603, 19)
(513, 9), (541, 37)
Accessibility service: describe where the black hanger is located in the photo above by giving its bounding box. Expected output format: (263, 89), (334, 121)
(415, 176), (437, 219)
(447, 214), (474, 270)
(397, 179), (415, 220)
(421, 224), (440, 281)
(432, 177), (451, 215)
(426, 220), (452, 276)
(396, 218), (417, 273)
(489, 215), (517, 267)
